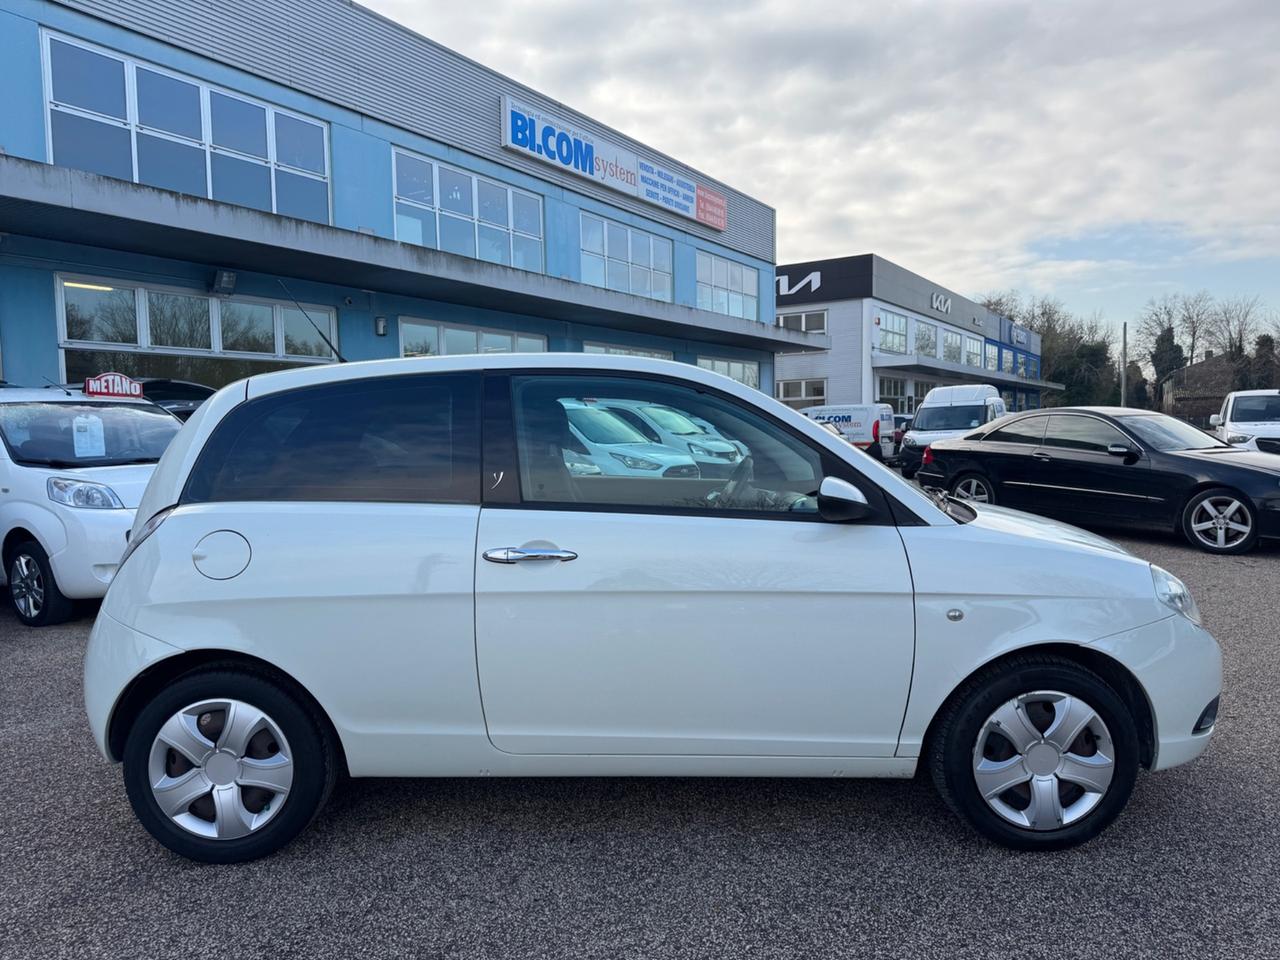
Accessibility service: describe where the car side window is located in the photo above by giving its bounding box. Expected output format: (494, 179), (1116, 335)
(985, 415), (1047, 445)
(183, 373), (480, 504)
(509, 375), (824, 517)
(1043, 415), (1129, 453)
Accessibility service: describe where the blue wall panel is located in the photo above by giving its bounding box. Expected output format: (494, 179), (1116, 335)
(0, 8), (47, 162)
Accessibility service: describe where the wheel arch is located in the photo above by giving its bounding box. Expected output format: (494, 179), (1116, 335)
(919, 642), (1156, 769)
(107, 648), (350, 775)
(2, 526), (45, 566)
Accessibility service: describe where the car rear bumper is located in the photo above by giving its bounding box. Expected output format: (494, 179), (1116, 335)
(83, 610), (181, 760)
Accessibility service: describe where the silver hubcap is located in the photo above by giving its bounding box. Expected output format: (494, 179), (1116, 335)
(954, 477), (990, 503)
(9, 555), (44, 619)
(148, 699), (293, 840)
(1190, 496), (1251, 550)
(972, 690), (1115, 831)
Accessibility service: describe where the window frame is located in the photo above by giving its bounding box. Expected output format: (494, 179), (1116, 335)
(777, 311), (827, 334)
(877, 311), (909, 354)
(695, 356), (761, 390)
(393, 148), (545, 273)
(775, 378), (827, 408)
(578, 212), (673, 302)
(483, 369), (902, 526)
(41, 30), (331, 223)
(696, 250), (759, 321)
(54, 272), (338, 381)
(915, 320), (938, 357)
(397, 316), (547, 358)
(582, 342), (674, 360)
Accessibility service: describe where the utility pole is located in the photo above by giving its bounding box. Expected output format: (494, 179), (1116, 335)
(1121, 321), (1128, 406)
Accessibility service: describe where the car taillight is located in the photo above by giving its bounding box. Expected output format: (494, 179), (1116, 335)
(922, 445), (934, 467)
(117, 505), (175, 571)
(872, 419), (880, 442)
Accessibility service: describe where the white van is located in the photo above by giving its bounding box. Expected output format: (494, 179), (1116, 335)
(1210, 389), (1280, 455)
(798, 404), (895, 460)
(899, 385), (1008, 478)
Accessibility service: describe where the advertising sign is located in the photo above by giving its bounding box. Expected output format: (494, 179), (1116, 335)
(501, 96), (726, 230)
(83, 372), (143, 399)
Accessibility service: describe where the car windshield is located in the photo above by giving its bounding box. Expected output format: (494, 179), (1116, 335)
(1118, 414), (1227, 451)
(641, 405), (705, 435)
(0, 401), (180, 466)
(564, 406), (649, 445)
(912, 404), (985, 431)
(1231, 395), (1280, 423)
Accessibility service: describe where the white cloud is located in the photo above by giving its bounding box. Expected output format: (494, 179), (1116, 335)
(362, 0), (1280, 311)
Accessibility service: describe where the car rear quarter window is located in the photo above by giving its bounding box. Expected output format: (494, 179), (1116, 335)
(984, 415), (1047, 445)
(183, 373), (480, 504)
(1043, 415), (1128, 453)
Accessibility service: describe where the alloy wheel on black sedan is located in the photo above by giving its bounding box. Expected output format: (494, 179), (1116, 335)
(951, 474), (994, 504)
(1182, 488), (1259, 555)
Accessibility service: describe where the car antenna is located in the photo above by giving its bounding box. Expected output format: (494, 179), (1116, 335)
(42, 376), (72, 396)
(276, 279), (347, 362)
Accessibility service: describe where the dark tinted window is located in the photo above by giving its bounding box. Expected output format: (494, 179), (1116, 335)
(1044, 415), (1128, 453)
(1231, 395), (1280, 423)
(184, 374), (480, 504)
(985, 415), (1047, 445)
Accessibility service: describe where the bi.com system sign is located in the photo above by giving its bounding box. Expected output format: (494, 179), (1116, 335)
(501, 95), (726, 231)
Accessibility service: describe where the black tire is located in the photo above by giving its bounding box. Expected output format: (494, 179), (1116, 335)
(5, 539), (74, 627)
(928, 653), (1139, 851)
(1180, 487), (1259, 555)
(949, 472), (997, 506)
(123, 667), (337, 863)
(901, 465), (918, 480)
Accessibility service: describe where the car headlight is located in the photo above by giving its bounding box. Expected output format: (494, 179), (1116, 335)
(689, 443), (715, 458)
(1226, 434), (1252, 444)
(1151, 564), (1201, 625)
(902, 436), (917, 447)
(47, 477), (124, 509)
(610, 452), (662, 470)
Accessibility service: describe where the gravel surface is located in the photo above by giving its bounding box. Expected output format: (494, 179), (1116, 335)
(1, 528), (1277, 960)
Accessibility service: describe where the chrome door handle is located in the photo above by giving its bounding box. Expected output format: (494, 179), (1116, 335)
(1032, 451), (1053, 461)
(483, 546), (578, 564)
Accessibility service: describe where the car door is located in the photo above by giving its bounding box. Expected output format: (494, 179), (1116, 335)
(973, 413), (1049, 509)
(473, 371), (916, 758)
(1034, 414), (1160, 523)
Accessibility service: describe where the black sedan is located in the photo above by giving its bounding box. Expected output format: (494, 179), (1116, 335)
(916, 406), (1280, 554)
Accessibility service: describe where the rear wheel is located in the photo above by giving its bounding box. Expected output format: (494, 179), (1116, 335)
(928, 654), (1138, 850)
(5, 540), (73, 627)
(1181, 488), (1258, 554)
(122, 668), (336, 863)
(950, 472), (995, 505)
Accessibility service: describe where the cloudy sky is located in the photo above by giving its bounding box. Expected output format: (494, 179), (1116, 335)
(365, 0), (1279, 327)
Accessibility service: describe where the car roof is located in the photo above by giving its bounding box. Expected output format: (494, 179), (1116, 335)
(0, 386), (152, 405)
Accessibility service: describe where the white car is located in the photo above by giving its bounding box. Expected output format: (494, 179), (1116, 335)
(0, 386), (181, 626)
(899, 384), (1008, 478)
(593, 397), (744, 478)
(559, 399), (700, 478)
(1210, 389), (1280, 455)
(84, 355), (1220, 862)
(797, 404), (896, 460)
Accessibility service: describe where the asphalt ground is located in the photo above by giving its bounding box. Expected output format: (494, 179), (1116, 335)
(1, 528), (1278, 960)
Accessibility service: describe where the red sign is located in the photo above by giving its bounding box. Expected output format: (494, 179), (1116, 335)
(84, 372), (143, 399)
(695, 186), (728, 231)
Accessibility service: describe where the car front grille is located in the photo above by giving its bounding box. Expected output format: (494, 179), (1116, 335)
(1257, 437), (1280, 455)
(663, 464), (700, 478)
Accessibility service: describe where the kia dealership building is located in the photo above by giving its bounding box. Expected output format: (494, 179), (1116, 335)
(0, 0), (809, 392)
(774, 255), (1060, 413)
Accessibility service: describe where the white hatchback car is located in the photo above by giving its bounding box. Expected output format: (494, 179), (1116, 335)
(0, 386), (181, 626)
(85, 355), (1221, 862)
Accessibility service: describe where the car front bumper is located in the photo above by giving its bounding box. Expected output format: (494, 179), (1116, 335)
(1088, 614), (1222, 772)
(898, 444), (924, 473)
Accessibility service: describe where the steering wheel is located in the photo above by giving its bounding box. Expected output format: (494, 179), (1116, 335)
(714, 455), (754, 508)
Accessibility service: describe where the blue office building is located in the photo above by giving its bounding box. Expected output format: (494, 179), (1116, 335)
(0, 0), (812, 393)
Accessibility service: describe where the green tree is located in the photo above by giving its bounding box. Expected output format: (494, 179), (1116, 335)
(1148, 325), (1185, 403)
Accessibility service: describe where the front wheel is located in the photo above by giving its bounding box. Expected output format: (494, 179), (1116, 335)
(122, 668), (337, 863)
(6, 540), (74, 627)
(928, 654), (1139, 850)
(1181, 488), (1258, 554)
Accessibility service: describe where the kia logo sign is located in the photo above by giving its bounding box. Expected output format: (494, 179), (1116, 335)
(84, 372), (143, 399)
(777, 271), (821, 297)
(931, 292), (952, 314)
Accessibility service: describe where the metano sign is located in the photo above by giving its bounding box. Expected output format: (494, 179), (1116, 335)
(500, 95), (727, 230)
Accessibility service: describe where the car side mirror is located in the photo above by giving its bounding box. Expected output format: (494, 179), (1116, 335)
(818, 476), (872, 522)
(1209, 414), (1222, 427)
(1107, 443), (1138, 460)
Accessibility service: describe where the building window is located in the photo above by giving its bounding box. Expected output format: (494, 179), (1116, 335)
(775, 378), (826, 410)
(1028, 356), (1040, 379)
(777, 310), (827, 334)
(915, 321), (937, 356)
(878, 310), (908, 354)
(581, 213), (672, 302)
(878, 376), (908, 413)
(1017, 353), (1029, 378)
(697, 252), (759, 320)
(399, 318), (546, 358)
(582, 342), (674, 360)
(965, 336), (983, 367)
(943, 330), (963, 364)
(44, 32), (330, 223)
(394, 150), (544, 272)
(1001, 348), (1015, 374)
(57, 275), (336, 389)
(697, 357), (761, 389)
(984, 342), (999, 371)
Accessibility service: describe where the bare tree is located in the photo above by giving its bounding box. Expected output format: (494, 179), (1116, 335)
(1207, 295), (1263, 358)
(1178, 290), (1214, 363)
